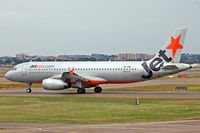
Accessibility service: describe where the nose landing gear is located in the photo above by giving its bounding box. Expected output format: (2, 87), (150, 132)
(26, 83), (32, 93)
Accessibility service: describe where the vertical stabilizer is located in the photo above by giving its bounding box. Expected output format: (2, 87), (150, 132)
(153, 28), (187, 63)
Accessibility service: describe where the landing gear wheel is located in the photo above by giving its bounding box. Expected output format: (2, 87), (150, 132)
(77, 88), (86, 94)
(94, 86), (102, 93)
(26, 88), (32, 93)
(26, 83), (32, 93)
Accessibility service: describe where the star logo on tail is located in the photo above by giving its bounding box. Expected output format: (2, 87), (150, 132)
(166, 34), (183, 58)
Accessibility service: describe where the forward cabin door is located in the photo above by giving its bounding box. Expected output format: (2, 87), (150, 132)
(22, 64), (28, 76)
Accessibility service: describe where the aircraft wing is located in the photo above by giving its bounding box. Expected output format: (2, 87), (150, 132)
(60, 69), (107, 84)
(61, 71), (90, 82)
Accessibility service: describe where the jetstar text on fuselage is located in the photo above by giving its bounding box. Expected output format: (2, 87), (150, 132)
(30, 65), (55, 69)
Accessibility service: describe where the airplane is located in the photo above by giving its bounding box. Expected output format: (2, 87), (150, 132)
(5, 28), (192, 94)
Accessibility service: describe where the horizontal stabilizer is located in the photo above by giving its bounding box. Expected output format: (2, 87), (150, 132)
(161, 65), (179, 70)
(191, 64), (199, 68)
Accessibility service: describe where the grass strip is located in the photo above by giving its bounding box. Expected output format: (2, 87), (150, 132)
(0, 96), (199, 124)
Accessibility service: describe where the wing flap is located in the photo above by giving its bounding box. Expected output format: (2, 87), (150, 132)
(61, 72), (89, 82)
(60, 69), (107, 86)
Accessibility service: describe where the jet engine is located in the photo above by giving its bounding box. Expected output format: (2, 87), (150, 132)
(42, 79), (71, 90)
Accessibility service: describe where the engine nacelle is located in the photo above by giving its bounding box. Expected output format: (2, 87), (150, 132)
(42, 79), (70, 90)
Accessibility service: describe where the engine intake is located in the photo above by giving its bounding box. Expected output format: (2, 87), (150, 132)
(42, 79), (70, 90)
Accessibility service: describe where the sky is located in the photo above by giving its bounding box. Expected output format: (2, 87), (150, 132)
(0, 0), (200, 56)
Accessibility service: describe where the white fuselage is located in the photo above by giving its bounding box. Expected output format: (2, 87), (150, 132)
(5, 61), (191, 88)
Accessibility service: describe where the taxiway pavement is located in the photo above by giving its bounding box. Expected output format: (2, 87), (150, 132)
(1, 119), (200, 133)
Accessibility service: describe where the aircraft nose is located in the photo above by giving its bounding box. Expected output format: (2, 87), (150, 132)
(5, 71), (11, 80)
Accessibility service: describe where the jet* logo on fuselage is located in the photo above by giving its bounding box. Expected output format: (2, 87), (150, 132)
(141, 49), (172, 79)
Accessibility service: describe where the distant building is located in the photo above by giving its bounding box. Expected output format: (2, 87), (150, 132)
(91, 54), (108, 61)
(117, 53), (154, 61)
(16, 54), (30, 60)
(48, 56), (56, 61)
(91, 54), (118, 61)
(181, 53), (200, 64)
(57, 55), (69, 61)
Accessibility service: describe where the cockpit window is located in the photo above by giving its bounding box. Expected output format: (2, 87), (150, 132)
(12, 67), (17, 71)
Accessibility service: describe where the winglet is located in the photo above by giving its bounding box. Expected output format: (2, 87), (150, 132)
(69, 68), (74, 75)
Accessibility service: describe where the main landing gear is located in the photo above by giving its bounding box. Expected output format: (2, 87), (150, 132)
(77, 86), (103, 94)
(77, 88), (86, 94)
(26, 83), (32, 93)
(94, 86), (102, 93)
